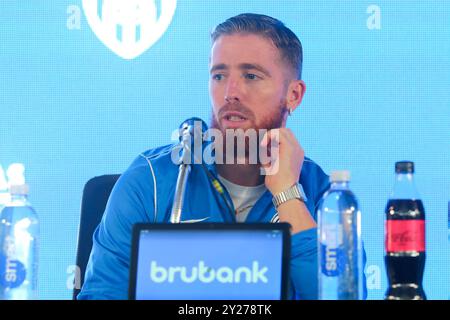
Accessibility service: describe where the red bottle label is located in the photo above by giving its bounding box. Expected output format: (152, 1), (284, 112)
(385, 220), (425, 252)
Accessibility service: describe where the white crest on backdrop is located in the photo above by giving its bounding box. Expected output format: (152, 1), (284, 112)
(82, 0), (177, 59)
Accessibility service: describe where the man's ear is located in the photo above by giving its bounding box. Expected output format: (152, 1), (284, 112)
(286, 80), (306, 112)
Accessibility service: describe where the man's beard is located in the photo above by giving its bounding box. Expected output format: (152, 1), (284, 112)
(209, 100), (289, 164)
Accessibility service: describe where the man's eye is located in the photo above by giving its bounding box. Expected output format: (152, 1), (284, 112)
(212, 74), (223, 81)
(244, 73), (259, 80)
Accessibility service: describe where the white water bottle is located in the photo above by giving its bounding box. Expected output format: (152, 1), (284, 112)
(317, 170), (363, 300)
(0, 164), (39, 300)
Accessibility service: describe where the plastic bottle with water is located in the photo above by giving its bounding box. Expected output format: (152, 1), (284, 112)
(317, 170), (363, 300)
(0, 164), (39, 300)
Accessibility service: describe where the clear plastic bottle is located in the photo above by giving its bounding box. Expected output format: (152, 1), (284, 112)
(317, 170), (363, 300)
(0, 164), (39, 300)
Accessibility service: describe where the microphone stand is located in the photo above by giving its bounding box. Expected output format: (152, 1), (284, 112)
(169, 119), (206, 224)
(170, 126), (194, 224)
(170, 162), (191, 224)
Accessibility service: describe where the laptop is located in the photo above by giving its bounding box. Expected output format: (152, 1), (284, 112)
(128, 223), (291, 300)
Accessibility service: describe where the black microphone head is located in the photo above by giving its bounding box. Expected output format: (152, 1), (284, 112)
(175, 117), (208, 165)
(179, 117), (208, 136)
(179, 117), (208, 145)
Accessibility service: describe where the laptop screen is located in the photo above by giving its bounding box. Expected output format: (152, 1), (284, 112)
(129, 223), (291, 300)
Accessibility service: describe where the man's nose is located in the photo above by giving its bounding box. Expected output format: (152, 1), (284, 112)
(224, 77), (243, 103)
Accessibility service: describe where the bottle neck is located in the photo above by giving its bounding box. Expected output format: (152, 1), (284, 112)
(390, 173), (420, 199)
(330, 181), (350, 190)
(10, 193), (29, 204)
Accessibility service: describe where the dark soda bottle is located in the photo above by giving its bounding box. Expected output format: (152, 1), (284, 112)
(384, 161), (426, 300)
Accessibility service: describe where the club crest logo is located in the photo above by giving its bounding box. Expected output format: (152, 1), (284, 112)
(82, 0), (177, 59)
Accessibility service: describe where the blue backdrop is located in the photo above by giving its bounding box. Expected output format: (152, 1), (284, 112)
(0, 0), (449, 299)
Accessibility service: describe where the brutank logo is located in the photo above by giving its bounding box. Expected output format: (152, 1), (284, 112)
(150, 260), (269, 284)
(82, 0), (177, 59)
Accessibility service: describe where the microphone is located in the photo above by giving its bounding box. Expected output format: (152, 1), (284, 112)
(177, 117), (208, 165)
(170, 117), (208, 223)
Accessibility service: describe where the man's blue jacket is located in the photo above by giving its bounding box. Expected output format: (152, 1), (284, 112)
(77, 144), (367, 299)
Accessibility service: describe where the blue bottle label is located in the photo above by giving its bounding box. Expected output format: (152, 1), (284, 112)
(0, 236), (27, 288)
(320, 244), (345, 277)
(320, 224), (345, 277)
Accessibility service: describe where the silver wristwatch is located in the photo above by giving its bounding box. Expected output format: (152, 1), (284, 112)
(272, 183), (307, 208)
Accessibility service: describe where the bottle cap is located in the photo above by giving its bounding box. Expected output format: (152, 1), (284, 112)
(395, 161), (414, 174)
(330, 170), (351, 182)
(6, 163), (29, 195)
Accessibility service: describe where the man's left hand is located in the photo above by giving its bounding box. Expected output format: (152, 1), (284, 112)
(260, 128), (304, 195)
